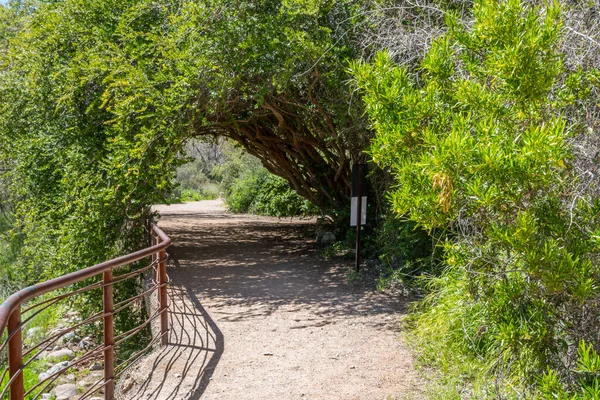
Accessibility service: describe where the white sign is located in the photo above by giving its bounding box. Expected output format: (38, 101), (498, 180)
(350, 196), (367, 226)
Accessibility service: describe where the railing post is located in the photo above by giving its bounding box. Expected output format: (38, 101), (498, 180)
(8, 308), (24, 400)
(151, 233), (157, 265)
(158, 247), (168, 346)
(103, 270), (115, 400)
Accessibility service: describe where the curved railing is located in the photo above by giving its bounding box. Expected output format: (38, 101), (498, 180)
(0, 224), (171, 400)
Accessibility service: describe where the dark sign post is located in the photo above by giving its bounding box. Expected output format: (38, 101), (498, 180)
(351, 164), (367, 271)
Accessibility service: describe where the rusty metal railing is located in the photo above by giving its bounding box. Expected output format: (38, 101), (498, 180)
(0, 224), (171, 400)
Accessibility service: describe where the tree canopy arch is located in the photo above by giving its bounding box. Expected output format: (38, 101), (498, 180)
(0, 0), (373, 278)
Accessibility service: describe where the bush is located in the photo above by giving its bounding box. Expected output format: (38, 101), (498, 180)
(0, 181), (22, 298)
(248, 173), (318, 217)
(175, 159), (211, 191)
(226, 168), (265, 213)
(371, 213), (437, 289)
(221, 149), (317, 217)
(167, 142), (225, 203)
(0, 213), (21, 300)
(168, 185), (220, 203)
(540, 341), (600, 399)
(353, 0), (600, 396)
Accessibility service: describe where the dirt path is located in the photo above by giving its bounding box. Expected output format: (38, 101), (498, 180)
(122, 200), (424, 400)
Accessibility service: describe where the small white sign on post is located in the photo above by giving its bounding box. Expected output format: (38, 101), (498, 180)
(350, 196), (367, 226)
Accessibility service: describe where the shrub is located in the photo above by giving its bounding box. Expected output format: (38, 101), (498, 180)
(372, 212), (437, 289)
(353, 0), (600, 396)
(0, 190), (22, 298)
(226, 168), (265, 213)
(167, 140), (227, 203)
(248, 173), (318, 217)
(175, 159), (211, 192)
(540, 341), (600, 399)
(221, 150), (317, 217)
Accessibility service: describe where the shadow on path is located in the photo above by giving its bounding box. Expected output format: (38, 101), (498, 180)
(124, 201), (423, 400)
(162, 213), (409, 325)
(124, 251), (224, 400)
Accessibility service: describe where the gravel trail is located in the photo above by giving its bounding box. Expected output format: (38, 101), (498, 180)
(122, 200), (424, 400)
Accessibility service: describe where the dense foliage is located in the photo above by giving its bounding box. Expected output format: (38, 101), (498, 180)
(0, 0), (371, 281)
(353, 0), (600, 397)
(217, 148), (317, 217)
(0, 0), (372, 347)
(169, 139), (315, 216)
(170, 159), (220, 202)
(2, 0), (600, 397)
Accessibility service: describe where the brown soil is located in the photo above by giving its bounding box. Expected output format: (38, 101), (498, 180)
(122, 200), (425, 400)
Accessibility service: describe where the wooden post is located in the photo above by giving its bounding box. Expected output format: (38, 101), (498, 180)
(103, 270), (115, 400)
(8, 308), (24, 400)
(158, 248), (168, 345)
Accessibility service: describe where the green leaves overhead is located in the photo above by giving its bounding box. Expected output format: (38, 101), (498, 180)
(0, 0), (369, 281)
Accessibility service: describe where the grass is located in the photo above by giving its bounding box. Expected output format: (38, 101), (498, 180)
(1, 355), (85, 400)
(22, 300), (63, 345)
(405, 268), (507, 400)
(1, 346), (63, 400)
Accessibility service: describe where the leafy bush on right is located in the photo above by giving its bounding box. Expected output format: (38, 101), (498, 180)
(353, 0), (600, 397)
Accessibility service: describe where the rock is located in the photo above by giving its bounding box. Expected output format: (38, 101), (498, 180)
(41, 394), (52, 400)
(174, 373), (182, 378)
(49, 327), (65, 336)
(320, 231), (336, 244)
(90, 362), (103, 371)
(38, 372), (50, 382)
(78, 380), (91, 388)
(120, 378), (134, 393)
(59, 331), (77, 344)
(52, 383), (78, 400)
(46, 361), (71, 376)
(78, 337), (94, 349)
(65, 373), (75, 381)
(47, 348), (74, 361)
(316, 229), (324, 242)
(316, 217), (335, 242)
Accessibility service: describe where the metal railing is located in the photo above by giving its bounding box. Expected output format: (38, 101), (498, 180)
(0, 224), (171, 400)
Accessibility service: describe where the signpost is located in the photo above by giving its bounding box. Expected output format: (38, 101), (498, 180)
(351, 164), (367, 271)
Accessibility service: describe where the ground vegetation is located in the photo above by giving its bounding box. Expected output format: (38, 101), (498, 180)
(219, 148), (318, 217)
